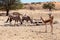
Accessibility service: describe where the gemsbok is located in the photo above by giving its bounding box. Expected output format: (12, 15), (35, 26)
(5, 12), (22, 24)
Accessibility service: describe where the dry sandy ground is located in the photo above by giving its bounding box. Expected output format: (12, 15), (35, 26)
(0, 9), (60, 40)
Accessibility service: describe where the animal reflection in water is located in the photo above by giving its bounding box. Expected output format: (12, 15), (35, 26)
(5, 13), (33, 25)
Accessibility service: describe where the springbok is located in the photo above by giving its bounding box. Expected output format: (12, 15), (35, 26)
(40, 14), (54, 33)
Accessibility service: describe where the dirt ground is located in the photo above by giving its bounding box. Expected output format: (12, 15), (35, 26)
(0, 9), (60, 40)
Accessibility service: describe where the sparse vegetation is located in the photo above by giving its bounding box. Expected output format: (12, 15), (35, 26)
(31, 2), (36, 4)
(0, 0), (23, 16)
(42, 2), (55, 11)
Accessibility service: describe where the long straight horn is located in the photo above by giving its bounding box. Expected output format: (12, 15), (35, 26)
(40, 17), (45, 23)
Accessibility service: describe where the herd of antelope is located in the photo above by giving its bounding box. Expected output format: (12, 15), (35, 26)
(5, 12), (54, 33)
